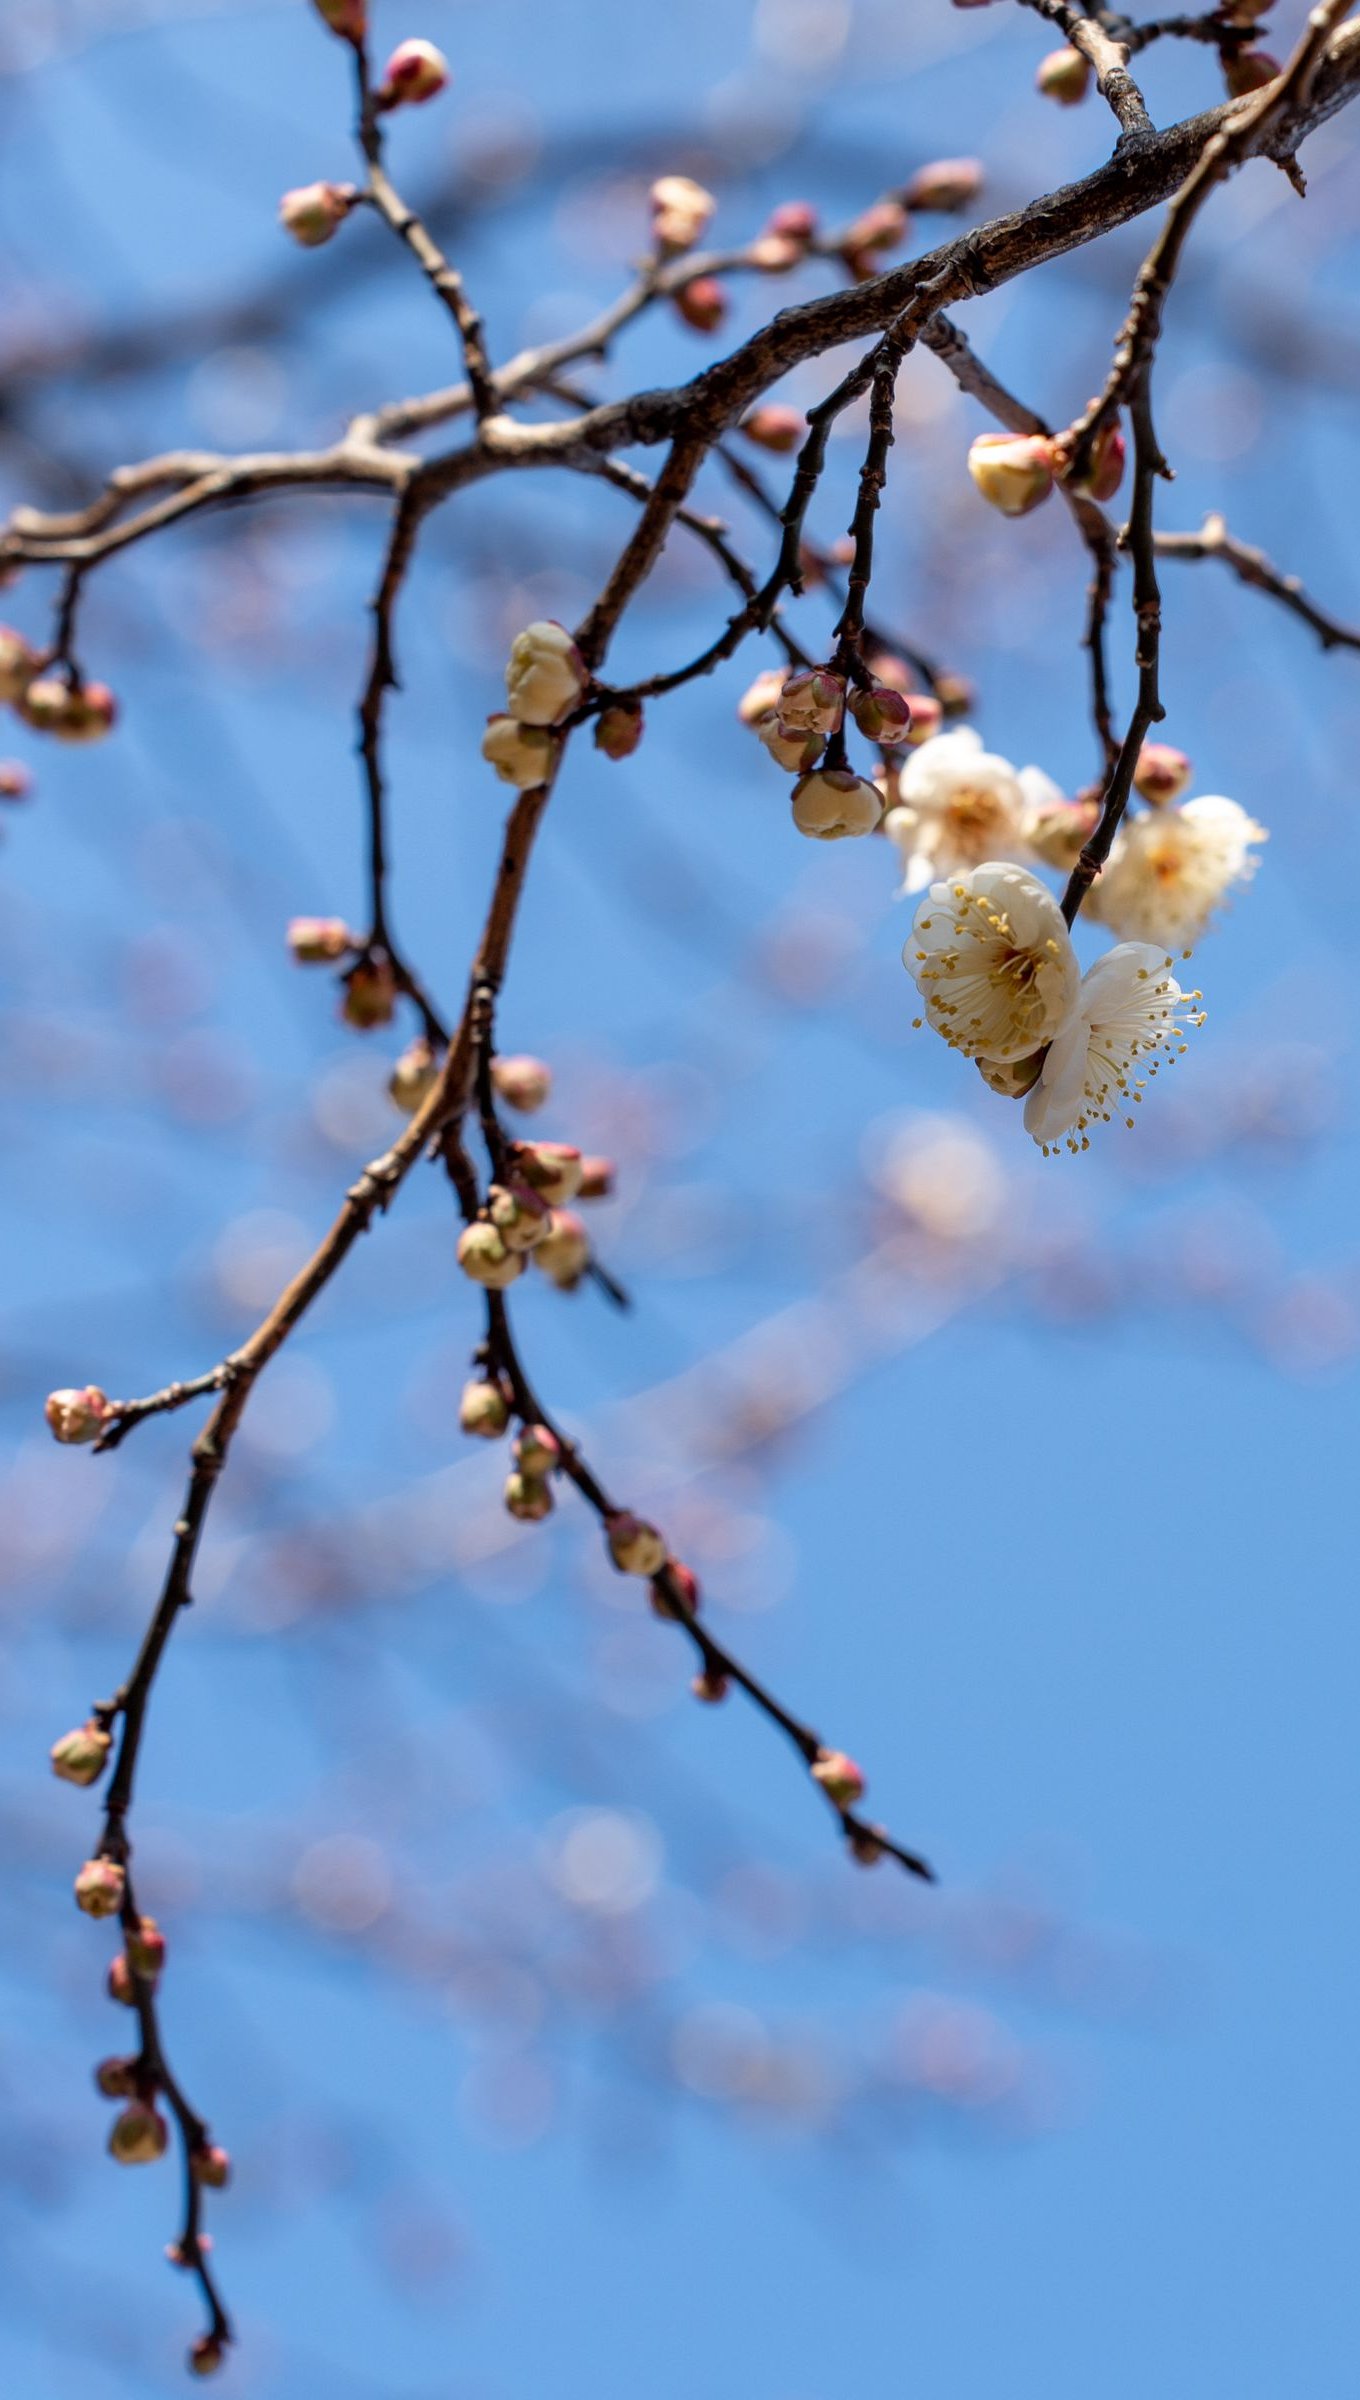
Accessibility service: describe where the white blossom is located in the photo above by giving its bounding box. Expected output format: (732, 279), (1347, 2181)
(481, 714), (559, 788)
(906, 863), (1080, 1062)
(504, 621), (586, 727)
(884, 727), (1033, 893)
(1023, 942), (1204, 1152)
(1088, 795), (1265, 950)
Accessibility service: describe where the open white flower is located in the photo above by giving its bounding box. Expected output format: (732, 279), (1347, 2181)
(1087, 795), (1265, 951)
(906, 862), (1079, 1062)
(1023, 942), (1204, 1153)
(883, 727), (1033, 893)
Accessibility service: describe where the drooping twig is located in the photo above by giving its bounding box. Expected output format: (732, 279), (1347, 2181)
(1155, 511), (1360, 654)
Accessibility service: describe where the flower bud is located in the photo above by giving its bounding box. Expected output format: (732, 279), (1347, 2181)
(777, 667), (844, 736)
(1061, 410), (1125, 504)
(933, 671), (975, 720)
(288, 915), (354, 963)
(189, 2336), (226, 2378)
(459, 1378), (511, 1439)
(902, 157), (984, 213)
(487, 1178), (552, 1251)
(504, 1469), (553, 1522)
(1223, 49), (1280, 96)
(51, 1721), (112, 1787)
(811, 1747), (865, 1805)
(1023, 796), (1098, 872)
(966, 431), (1055, 517)
(341, 955), (397, 1030)
(758, 714), (824, 774)
(848, 684), (913, 744)
(107, 1954), (138, 2007)
(512, 1141), (583, 1204)
(109, 2099), (168, 2166)
(20, 676), (117, 741)
(75, 1858), (125, 1918)
(0, 759), (31, 799)
(652, 1560), (700, 1621)
(1036, 45), (1091, 104)
(1133, 742), (1191, 805)
(491, 1053), (553, 1112)
(192, 2144), (232, 2189)
(672, 277), (727, 334)
(900, 693), (944, 746)
(279, 181), (355, 247)
(791, 769), (883, 841)
(532, 1209), (590, 1289)
(748, 233), (803, 271)
(312, 0), (365, 32)
(577, 1155), (615, 1200)
(740, 405), (805, 456)
(841, 201), (908, 258)
(45, 1385), (112, 1444)
(94, 2056), (139, 2099)
(481, 714), (559, 789)
(765, 201), (818, 243)
(514, 1424), (561, 1476)
(692, 1666), (729, 1704)
(976, 1050), (1045, 1098)
(126, 1916), (166, 1978)
(457, 1221), (525, 1289)
(650, 174), (717, 253)
(594, 699), (645, 760)
(849, 1824), (886, 1866)
(738, 669), (788, 728)
(388, 1036), (439, 1115)
(375, 37), (450, 108)
(505, 622), (587, 728)
(0, 626), (37, 704)
(606, 1512), (668, 1578)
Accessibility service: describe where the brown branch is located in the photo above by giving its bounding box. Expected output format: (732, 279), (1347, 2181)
(1155, 510), (1360, 653)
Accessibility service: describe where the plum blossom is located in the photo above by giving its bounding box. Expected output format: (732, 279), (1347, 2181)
(1023, 943), (1204, 1153)
(1087, 795), (1265, 950)
(905, 863), (1079, 1063)
(883, 727), (1037, 893)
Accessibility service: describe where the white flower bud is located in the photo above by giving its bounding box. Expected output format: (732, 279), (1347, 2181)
(504, 621), (587, 728)
(967, 432), (1055, 517)
(456, 1222), (525, 1289)
(650, 174), (717, 252)
(790, 769), (882, 841)
(481, 714), (559, 789)
(532, 1209), (590, 1289)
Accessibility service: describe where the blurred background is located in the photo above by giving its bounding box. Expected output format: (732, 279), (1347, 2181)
(2, 2), (1359, 2393)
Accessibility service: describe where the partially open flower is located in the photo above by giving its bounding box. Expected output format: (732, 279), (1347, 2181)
(606, 1512), (668, 1577)
(459, 1378), (511, 1439)
(650, 174), (717, 252)
(456, 1222), (525, 1290)
(341, 955), (397, 1030)
(1022, 943), (1204, 1153)
(902, 157), (984, 213)
(1036, 44), (1091, 103)
(791, 769), (882, 841)
(279, 181), (355, 247)
(504, 1470), (553, 1523)
(388, 1037), (439, 1114)
(532, 1209), (590, 1289)
(75, 1858), (125, 1918)
(740, 405), (805, 455)
(482, 714), (559, 789)
(672, 276), (727, 333)
(375, 37), (450, 107)
(0, 625), (37, 703)
(594, 699), (645, 759)
(906, 863), (1080, 1063)
(513, 1141), (583, 1204)
(46, 1385), (112, 1443)
(51, 1721), (112, 1786)
(20, 676), (117, 741)
(811, 1748), (866, 1805)
(109, 2100), (169, 2166)
(776, 668), (845, 737)
(1087, 795), (1265, 950)
(492, 1053), (552, 1113)
(505, 622), (586, 727)
(1133, 742), (1192, 805)
(288, 916), (355, 963)
(966, 431), (1055, 517)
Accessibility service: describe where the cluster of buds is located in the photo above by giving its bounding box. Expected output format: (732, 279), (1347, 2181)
(649, 173), (716, 253)
(1133, 741), (1192, 805)
(1036, 46), (1091, 105)
(838, 199), (909, 284)
(901, 157), (984, 214)
(279, 180), (357, 248)
(46, 1383), (113, 1443)
(966, 430), (1056, 518)
(373, 37), (450, 109)
(749, 665), (845, 772)
(504, 1422), (562, 1521)
(483, 621), (588, 788)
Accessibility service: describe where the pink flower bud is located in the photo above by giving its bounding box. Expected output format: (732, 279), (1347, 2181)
(487, 1178), (552, 1251)
(482, 714), (559, 789)
(491, 1053), (553, 1113)
(811, 1747), (866, 1805)
(594, 699), (645, 760)
(1036, 45), (1091, 104)
(192, 2144), (232, 2189)
(0, 625), (37, 704)
(20, 676), (117, 741)
(504, 1469), (553, 1523)
(459, 1378), (511, 1439)
(45, 1385), (112, 1444)
(109, 2099), (168, 2165)
(512, 1141), (583, 1204)
(388, 1036), (439, 1115)
(692, 1666), (729, 1704)
(107, 1954), (138, 2007)
(312, 0), (366, 35)
(341, 955), (397, 1030)
(126, 1916), (165, 1978)
(287, 915), (354, 963)
(514, 1424), (560, 1477)
(747, 233), (803, 272)
(757, 714), (824, 774)
(94, 2055), (139, 2099)
(900, 693), (944, 746)
(0, 759), (31, 799)
(650, 174), (717, 253)
(532, 1208), (590, 1289)
(505, 621), (587, 728)
(278, 181), (355, 247)
(765, 201), (818, 243)
(738, 668), (788, 728)
(456, 1221), (525, 1290)
(841, 201), (908, 258)
(652, 1559), (700, 1620)
(189, 2336), (226, 2378)
(1224, 49), (1280, 96)
(606, 1512), (668, 1578)
(1133, 742), (1192, 805)
(790, 768), (883, 841)
(375, 37), (450, 108)
(967, 431), (1055, 517)
(902, 157), (984, 213)
(577, 1155), (615, 1200)
(1062, 411), (1125, 503)
(777, 667), (845, 737)
(849, 684), (913, 744)
(672, 277), (727, 334)
(75, 1858), (125, 1918)
(51, 1721), (112, 1787)
(740, 405), (805, 456)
